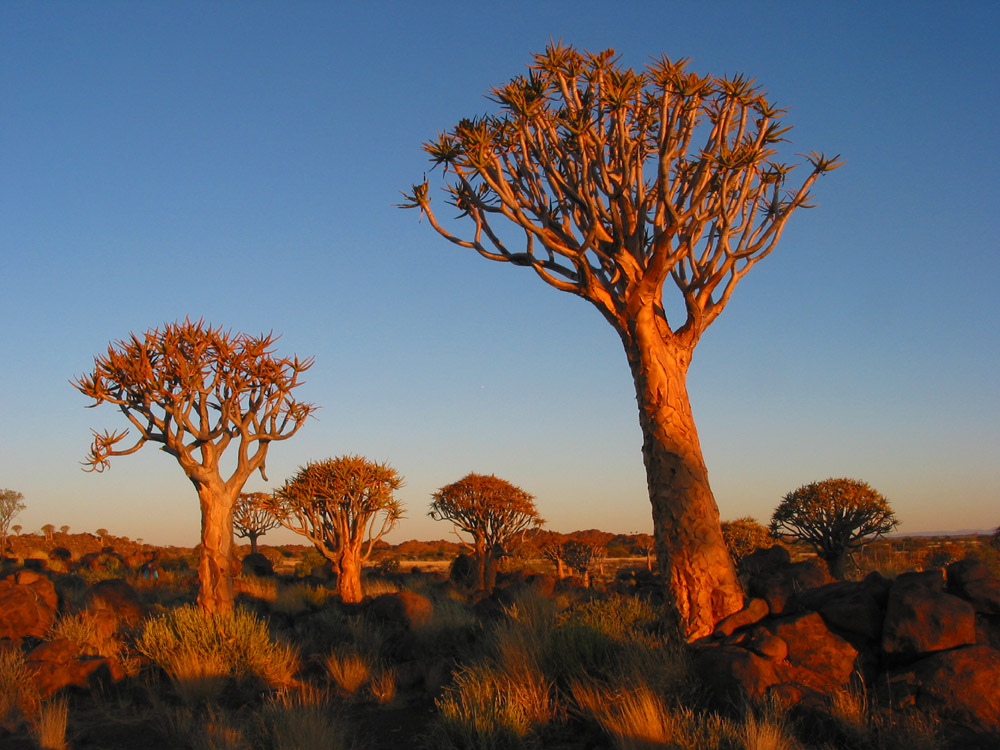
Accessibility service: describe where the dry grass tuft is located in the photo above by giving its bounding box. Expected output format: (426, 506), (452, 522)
(234, 575), (278, 602)
(164, 648), (230, 705)
(369, 666), (397, 705)
(0, 647), (40, 732)
(264, 685), (353, 750)
(325, 648), (372, 696)
(32, 696), (69, 750)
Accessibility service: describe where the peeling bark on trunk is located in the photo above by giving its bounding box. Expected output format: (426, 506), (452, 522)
(196, 482), (236, 614)
(622, 316), (744, 640)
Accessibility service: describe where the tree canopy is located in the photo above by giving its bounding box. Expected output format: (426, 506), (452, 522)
(401, 43), (841, 345)
(771, 478), (897, 578)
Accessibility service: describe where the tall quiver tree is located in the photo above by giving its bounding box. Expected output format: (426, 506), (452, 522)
(270, 456), (404, 603)
(402, 44), (841, 638)
(234, 492), (281, 555)
(430, 473), (542, 591)
(0, 489), (26, 557)
(74, 319), (316, 613)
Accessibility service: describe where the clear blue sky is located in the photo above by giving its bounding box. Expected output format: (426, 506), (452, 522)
(2, 1), (997, 546)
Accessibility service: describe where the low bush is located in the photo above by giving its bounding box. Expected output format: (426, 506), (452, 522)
(136, 605), (300, 695)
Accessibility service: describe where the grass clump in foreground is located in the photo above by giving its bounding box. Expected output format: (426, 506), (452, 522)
(136, 605), (300, 702)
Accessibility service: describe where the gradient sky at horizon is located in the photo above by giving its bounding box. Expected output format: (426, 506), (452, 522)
(2, 1), (997, 547)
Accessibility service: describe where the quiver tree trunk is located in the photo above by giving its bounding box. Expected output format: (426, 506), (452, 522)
(338, 547), (364, 604)
(196, 482), (237, 614)
(623, 319), (744, 640)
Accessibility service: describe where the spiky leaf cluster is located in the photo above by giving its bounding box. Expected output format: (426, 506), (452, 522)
(73, 318), (316, 481)
(402, 43), (841, 343)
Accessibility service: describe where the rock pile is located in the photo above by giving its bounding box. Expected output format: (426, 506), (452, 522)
(694, 547), (1000, 737)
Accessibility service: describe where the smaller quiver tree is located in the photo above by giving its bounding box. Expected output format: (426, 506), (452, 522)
(429, 473), (542, 591)
(234, 492), (281, 555)
(530, 529), (569, 578)
(73, 318), (316, 613)
(270, 456), (404, 603)
(720, 517), (773, 566)
(1, 489), (26, 557)
(561, 539), (608, 587)
(770, 478), (897, 579)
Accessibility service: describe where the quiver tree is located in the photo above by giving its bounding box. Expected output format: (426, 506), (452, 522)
(233, 492), (281, 555)
(41, 524), (55, 542)
(429, 472), (542, 591)
(402, 44), (841, 638)
(561, 539), (608, 587)
(770, 478), (897, 579)
(269, 456), (404, 603)
(0, 488), (26, 557)
(530, 529), (570, 578)
(721, 517), (773, 565)
(73, 318), (316, 613)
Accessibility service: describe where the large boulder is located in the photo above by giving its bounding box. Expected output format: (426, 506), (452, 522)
(241, 553), (274, 578)
(24, 638), (125, 698)
(695, 645), (781, 703)
(368, 591), (433, 629)
(714, 598), (769, 638)
(947, 559), (1000, 614)
(0, 569), (58, 641)
(882, 575), (977, 658)
(765, 611), (859, 692)
(747, 559), (833, 616)
(880, 644), (1000, 737)
(85, 578), (145, 625)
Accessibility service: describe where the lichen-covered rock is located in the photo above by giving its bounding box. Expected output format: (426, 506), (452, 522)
(882, 576), (976, 657)
(0, 570), (58, 641)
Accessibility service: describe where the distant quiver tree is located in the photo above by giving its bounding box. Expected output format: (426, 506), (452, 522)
(770, 478), (897, 579)
(430, 473), (542, 591)
(233, 492), (281, 555)
(401, 44), (841, 638)
(73, 318), (316, 613)
(0, 488), (26, 557)
(269, 456), (404, 604)
(720, 517), (773, 564)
